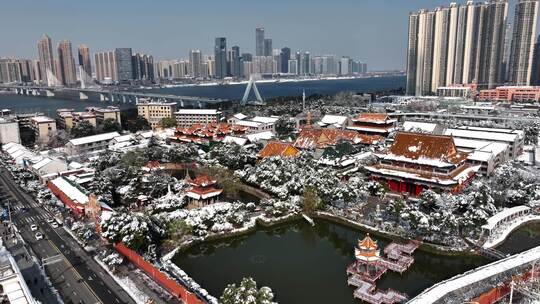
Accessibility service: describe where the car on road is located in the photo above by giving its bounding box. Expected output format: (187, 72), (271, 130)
(51, 222), (58, 228)
(35, 232), (43, 240)
(46, 218), (54, 223)
(30, 224), (37, 231)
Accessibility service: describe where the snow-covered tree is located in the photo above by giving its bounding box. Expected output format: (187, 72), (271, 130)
(220, 277), (276, 304)
(100, 212), (152, 250)
(209, 142), (257, 170)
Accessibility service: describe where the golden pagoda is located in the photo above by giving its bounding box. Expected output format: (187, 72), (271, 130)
(354, 233), (380, 262)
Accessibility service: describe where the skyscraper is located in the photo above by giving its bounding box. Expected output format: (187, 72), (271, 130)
(280, 47), (291, 73)
(508, 0), (539, 86)
(255, 28), (265, 56)
(78, 44), (92, 78)
(132, 53), (154, 81)
(406, 0), (509, 96)
(214, 37), (227, 79)
(189, 49), (203, 78)
(230, 46), (241, 78)
(114, 48), (133, 82)
(37, 34), (56, 86)
(57, 40), (77, 86)
(531, 35), (540, 85)
(263, 39), (272, 56)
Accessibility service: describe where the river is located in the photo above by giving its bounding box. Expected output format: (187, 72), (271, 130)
(0, 76), (405, 115)
(173, 220), (488, 304)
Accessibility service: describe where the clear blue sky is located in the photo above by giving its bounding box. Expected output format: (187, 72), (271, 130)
(0, 0), (524, 70)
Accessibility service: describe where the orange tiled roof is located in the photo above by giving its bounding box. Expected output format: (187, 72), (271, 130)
(175, 123), (248, 139)
(352, 113), (394, 123)
(294, 128), (380, 149)
(358, 233), (378, 251)
(258, 141), (300, 158)
(388, 132), (468, 164)
(186, 174), (217, 187)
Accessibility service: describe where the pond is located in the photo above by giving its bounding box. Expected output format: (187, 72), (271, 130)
(496, 222), (540, 255)
(173, 220), (488, 303)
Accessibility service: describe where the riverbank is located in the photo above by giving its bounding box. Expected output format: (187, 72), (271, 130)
(153, 74), (403, 90)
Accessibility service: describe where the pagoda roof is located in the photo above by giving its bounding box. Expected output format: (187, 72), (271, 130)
(186, 174), (217, 187)
(352, 113), (397, 124)
(258, 141), (300, 158)
(294, 128), (380, 149)
(384, 132), (468, 167)
(358, 233), (378, 251)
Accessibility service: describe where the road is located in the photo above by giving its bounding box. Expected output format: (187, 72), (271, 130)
(0, 168), (136, 304)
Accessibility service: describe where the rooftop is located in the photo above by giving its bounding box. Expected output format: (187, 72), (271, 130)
(68, 132), (121, 146)
(258, 141), (299, 158)
(175, 109), (221, 115)
(30, 116), (55, 123)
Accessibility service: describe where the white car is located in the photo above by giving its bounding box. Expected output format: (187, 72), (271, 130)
(51, 222), (58, 228)
(46, 218), (54, 223)
(35, 232), (43, 240)
(30, 224), (38, 231)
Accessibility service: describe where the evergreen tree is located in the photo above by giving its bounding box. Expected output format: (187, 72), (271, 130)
(220, 277), (276, 304)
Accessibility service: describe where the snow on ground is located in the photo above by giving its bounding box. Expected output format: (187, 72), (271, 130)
(482, 214), (540, 248)
(95, 257), (149, 304)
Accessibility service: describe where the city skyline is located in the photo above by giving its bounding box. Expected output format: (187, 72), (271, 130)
(3, 0), (531, 71)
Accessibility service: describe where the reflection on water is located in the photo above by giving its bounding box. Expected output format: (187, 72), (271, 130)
(174, 220), (487, 304)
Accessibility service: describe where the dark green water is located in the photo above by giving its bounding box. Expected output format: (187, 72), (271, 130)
(173, 220), (487, 303)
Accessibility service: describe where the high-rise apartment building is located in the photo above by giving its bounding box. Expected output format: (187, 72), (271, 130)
(229, 46), (241, 77)
(37, 34), (56, 86)
(0, 59), (22, 83)
(114, 48), (133, 82)
(531, 35), (540, 85)
(78, 45), (92, 78)
(263, 39), (273, 56)
(189, 49), (203, 78)
(132, 53), (154, 81)
(57, 40), (77, 86)
(255, 28), (265, 56)
(214, 37), (227, 79)
(406, 0), (509, 96)
(94, 51), (117, 83)
(508, 0), (539, 86)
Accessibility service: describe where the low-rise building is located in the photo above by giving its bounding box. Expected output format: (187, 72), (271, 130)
(57, 110), (97, 130)
(136, 99), (177, 129)
(48, 176), (89, 215)
(365, 132), (479, 196)
(89, 106), (122, 125)
(0, 117), (20, 144)
(29, 116), (56, 144)
(0, 246), (36, 304)
(444, 126), (524, 159)
(174, 109), (222, 127)
(479, 86), (540, 103)
(65, 131), (121, 155)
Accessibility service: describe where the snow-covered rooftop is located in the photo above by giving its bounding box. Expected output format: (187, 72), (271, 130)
(222, 136), (248, 146)
(402, 121), (439, 133)
(246, 131), (274, 142)
(231, 113), (247, 120)
(50, 176), (89, 205)
(319, 115), (349, 126)
(175, 109), (221, 115)
(235, 120), (263, 128)
(68, 132), (121, 146)
(445, 128), (518, 143)
(251, 116), (279, 124)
